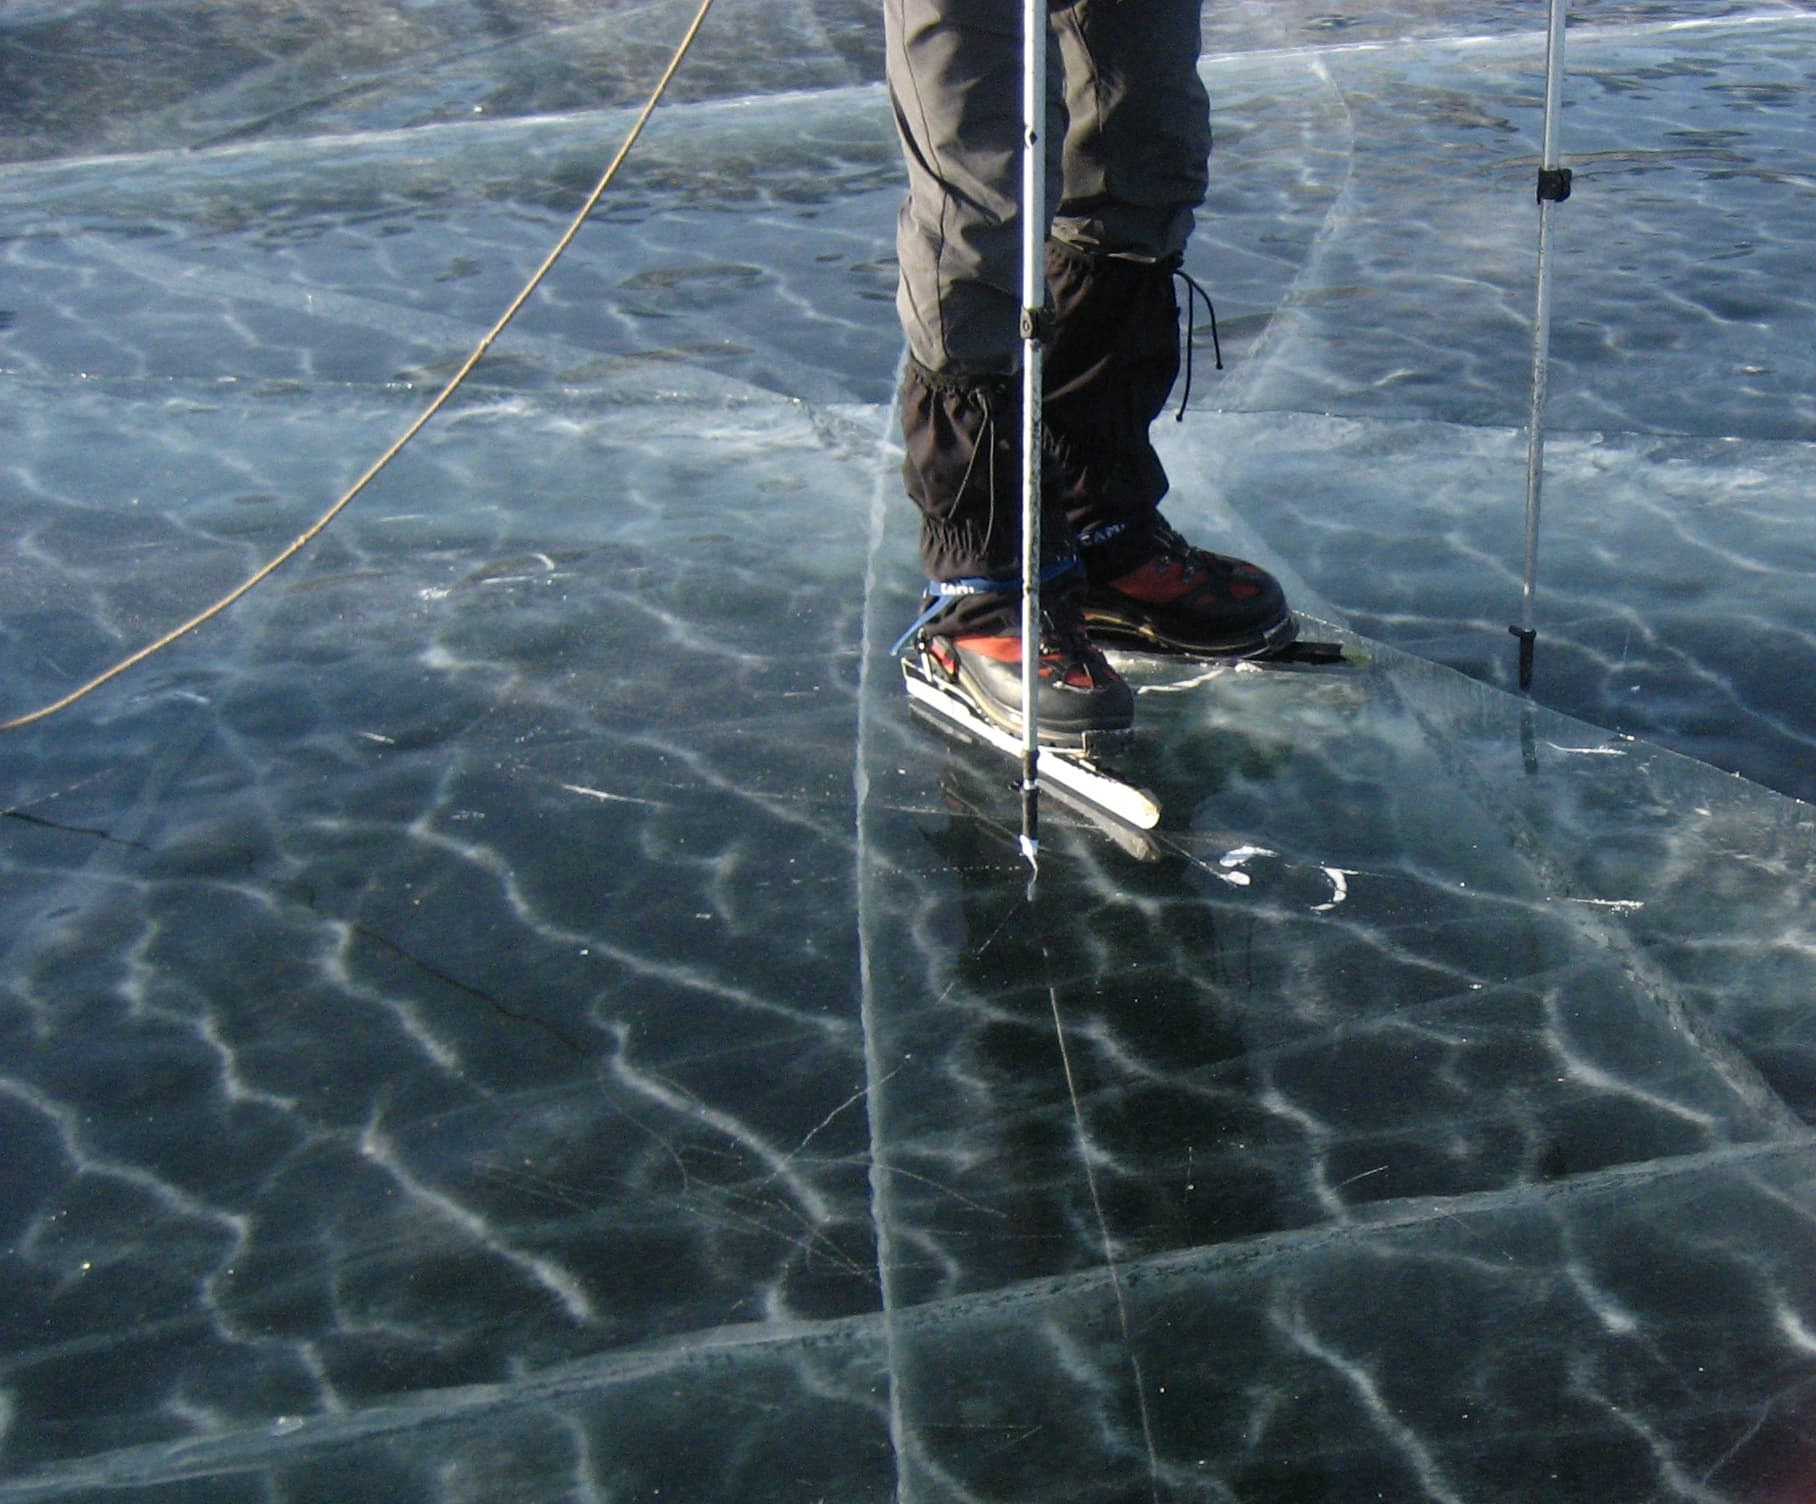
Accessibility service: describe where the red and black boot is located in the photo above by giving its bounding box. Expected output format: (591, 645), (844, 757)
(1078, 515), (1295, 657)
(919, 607), (1133, 752)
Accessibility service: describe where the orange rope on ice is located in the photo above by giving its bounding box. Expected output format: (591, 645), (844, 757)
(1, 0), (721, 733)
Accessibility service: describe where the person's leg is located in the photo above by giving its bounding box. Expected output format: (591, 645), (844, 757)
(1040, 0), (1204, 532)
(1045, 0), (1294, 654)
(887, 0), (1030, 383)
(887, 0), (1130, 738)
(888, 0), (1061, 605)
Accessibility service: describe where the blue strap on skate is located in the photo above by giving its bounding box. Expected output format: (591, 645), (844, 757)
(890, 558), (1081, 657)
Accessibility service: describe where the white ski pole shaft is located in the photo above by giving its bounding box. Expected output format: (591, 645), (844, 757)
(1515, 0), (1570, 691)
(1018, 0), (1047, 863)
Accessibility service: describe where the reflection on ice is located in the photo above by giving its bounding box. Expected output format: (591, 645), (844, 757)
(1, 1), (1814, 1500)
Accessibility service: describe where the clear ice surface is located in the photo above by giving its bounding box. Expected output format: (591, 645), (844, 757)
(1, 2), (1814, 1501)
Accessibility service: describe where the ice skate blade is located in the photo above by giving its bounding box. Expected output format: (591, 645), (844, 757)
(1089, 611), (1351, 668)
(902, 657), (1160, 832)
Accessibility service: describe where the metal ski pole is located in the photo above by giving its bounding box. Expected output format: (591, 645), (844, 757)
(1513, 0), (1571, 693)
(1017, 0), (1048, 866)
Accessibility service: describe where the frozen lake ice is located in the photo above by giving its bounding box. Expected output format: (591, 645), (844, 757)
(1, 1), (1813, 1500)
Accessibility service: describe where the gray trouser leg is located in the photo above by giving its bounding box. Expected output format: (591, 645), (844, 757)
(888, 0), (1210, 594)
(1049, 0), (1211, 266)
(887, 0), (1210, 377)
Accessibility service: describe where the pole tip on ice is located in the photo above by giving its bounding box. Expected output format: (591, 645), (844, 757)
(1019, 766), (1040, 870)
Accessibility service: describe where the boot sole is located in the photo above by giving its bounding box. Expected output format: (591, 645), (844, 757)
(1081, 601), (1301, 659)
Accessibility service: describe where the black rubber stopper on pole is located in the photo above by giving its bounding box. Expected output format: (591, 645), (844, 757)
(1510, 624), (1537, 691)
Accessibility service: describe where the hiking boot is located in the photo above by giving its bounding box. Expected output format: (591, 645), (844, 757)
(919, 606), (1134, 752)
(1080, 516), (1295, 656)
